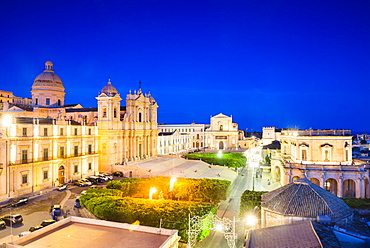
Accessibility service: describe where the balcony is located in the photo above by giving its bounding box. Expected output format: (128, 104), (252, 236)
(8, 153), (99, 166)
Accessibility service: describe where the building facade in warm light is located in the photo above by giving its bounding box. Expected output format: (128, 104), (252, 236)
(0, 61), (158, 201)
(268, 128), (370, 198)
(157, 123), (206, 155)
(205, 113), (239, 150)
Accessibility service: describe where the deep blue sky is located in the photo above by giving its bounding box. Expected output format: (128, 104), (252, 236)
(1, 0), (370, 133)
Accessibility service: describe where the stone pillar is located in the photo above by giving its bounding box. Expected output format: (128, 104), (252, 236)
(338, 175), (343, 198)
(320, 174), (325, 189)
(358, 175), (365, 198)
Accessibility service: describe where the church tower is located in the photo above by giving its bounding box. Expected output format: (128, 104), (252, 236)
(96, 79), (123, 172)
(96, 79), (122, 130)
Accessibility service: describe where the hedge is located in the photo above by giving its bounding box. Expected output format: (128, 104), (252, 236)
(239, 190), (267, 217)
(80, 188), (217, 242)
(184, 152), (246, 168)
(107, 177), (231, 204)
(341, 197), (370, 209)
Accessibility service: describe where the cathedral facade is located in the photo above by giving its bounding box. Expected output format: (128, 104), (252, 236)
(0, 61), (158, 201)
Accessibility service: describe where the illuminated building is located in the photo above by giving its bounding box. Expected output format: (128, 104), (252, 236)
(0, 61), (158, 201)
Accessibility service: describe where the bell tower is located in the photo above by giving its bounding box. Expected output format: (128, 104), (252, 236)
(96, 78), (122, 130)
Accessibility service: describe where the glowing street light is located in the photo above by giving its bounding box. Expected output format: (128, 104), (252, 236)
(245, 214), (257, 227)
(2, 115), (12, 127)
(169, 177), (177, 192)
(149, 187), (157, 200)
(217, 151), (223, 158)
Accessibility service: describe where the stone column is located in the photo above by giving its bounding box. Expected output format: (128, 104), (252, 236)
(358, 175), (365, 198)
(338, 175), (343, 198)
(320, 174), (325, 189)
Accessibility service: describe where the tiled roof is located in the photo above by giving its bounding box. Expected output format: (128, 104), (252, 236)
(247, 220), (340, 248)
(262, 178), (353, 220)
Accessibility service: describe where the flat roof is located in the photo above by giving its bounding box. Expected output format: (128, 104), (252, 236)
(9, 217), (178, 248)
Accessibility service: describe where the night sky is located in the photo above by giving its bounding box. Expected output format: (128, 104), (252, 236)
(1, 0), (369, 133)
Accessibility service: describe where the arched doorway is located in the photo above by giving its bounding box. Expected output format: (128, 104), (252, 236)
(58, 166), (65, 184)
(325, 178), (338, 195)
(343, 179), (356, 197)
(219, 141), (224, 150)
(309, 178), (320, 186)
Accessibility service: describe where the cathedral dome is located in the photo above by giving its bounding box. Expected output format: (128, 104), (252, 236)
(99, 79), (118, 96)
(32, 61), (65, 91)
(261, 177), (353, 220)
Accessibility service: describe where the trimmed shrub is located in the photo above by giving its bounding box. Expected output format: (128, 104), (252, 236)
(80, 189), (217, 242)
(239, 190), (267, 217)
(184, 152), (246, 168)
(342, 197), (370, 209)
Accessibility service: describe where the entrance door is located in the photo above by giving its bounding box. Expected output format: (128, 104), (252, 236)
(58, 166), (65, 184)
(219, 141), (224, 150)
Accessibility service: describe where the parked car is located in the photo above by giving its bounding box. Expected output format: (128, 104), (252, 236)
(57, 184), (68, 191)
(0, 220), (6, 229)
(90, 185), (98, 189)
(1, 214), (23, 226)
(101, 173), (113, 180)
(97, 174), (109, 181)
(80, 190), (87, 195)
(74, 201), (81, 208)
(50, 205), (62, 216)
(40, 219), (56, 227)
(87, 176), (104, 183)
(18, 231), (31, 237)
(29, 225), (43, 232)
(10, 198), (28, 207)
(80, 179), (92, 186)
(73, 180), (87, 187)
(112, 171), (124, 177)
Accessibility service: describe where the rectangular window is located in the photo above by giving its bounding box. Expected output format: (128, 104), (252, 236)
(22, 150), (28, 163)
(60, 147), (65, 158)
(43, 148), (49, 161)
(60, 128), (64, 136)
(88, 128), (92, 135)
(46, 98), (50, 105)
(74, 164), (78, 173)
(74, 146), (78, 156)
(44, 128), (48, 136)
(43, 170), (48, 180)
(74, 128), (78, 135)
(22, 174), (28, 184)
(22, 128), (27, 137)
(88, 162), (92, 170)
(88, 144), (92, 154)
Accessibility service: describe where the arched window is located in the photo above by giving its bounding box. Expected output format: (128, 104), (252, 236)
(58, 99), (61, 106)
(219, 125), (223, 131)
(139, 112), (142, 122)
(103, 107), (107, 118)
(35, 98), (38, 105)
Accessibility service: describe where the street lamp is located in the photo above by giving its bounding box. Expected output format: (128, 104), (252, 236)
(149, 187), (157, 200)
(169, 177), (177, 192)
(217, 150), (223, 158)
